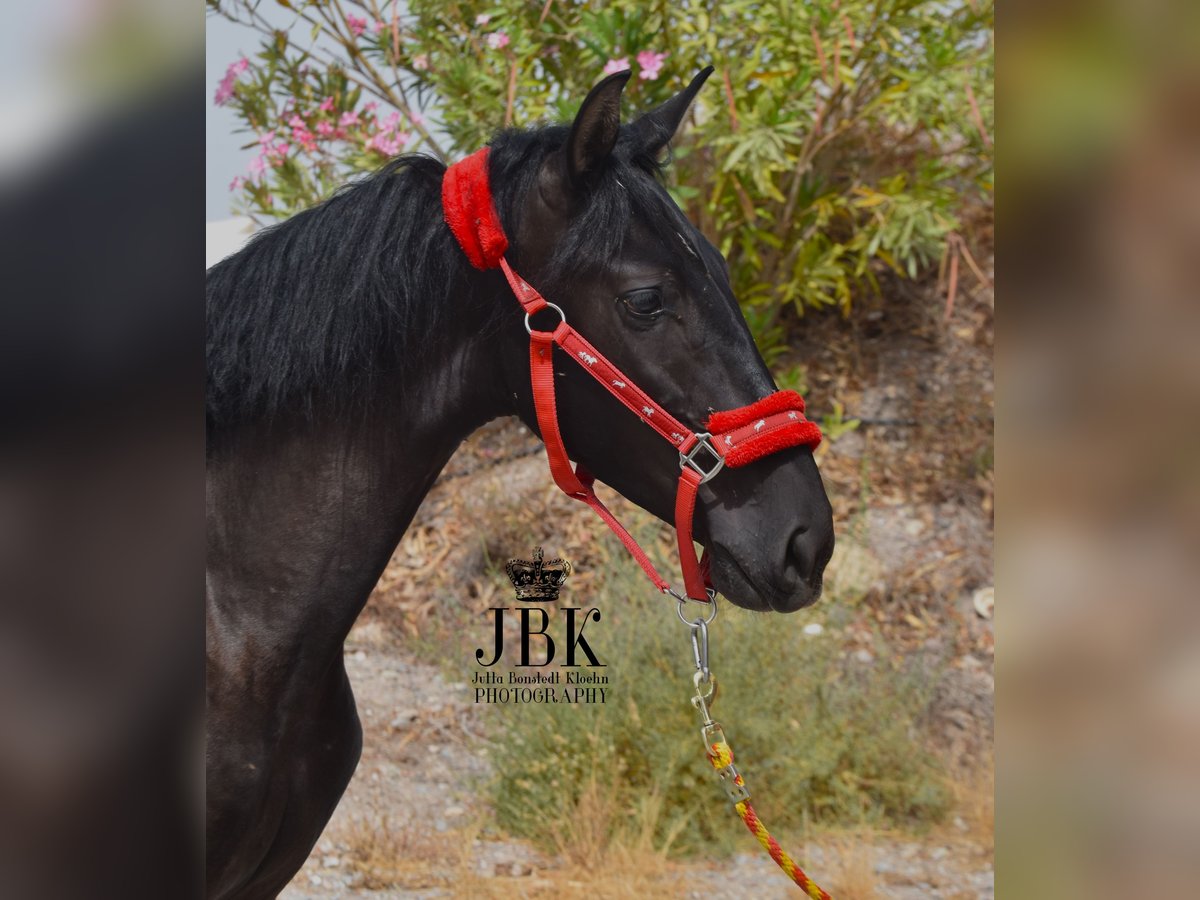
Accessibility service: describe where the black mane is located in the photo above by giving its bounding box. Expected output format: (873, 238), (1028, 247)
(206, 154), (472, 433)
(205, 124), (692, 435)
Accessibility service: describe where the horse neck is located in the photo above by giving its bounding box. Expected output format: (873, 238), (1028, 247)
(207, 280), (511, 658)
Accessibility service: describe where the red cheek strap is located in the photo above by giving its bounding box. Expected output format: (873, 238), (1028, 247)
(706, 390), (822, 468)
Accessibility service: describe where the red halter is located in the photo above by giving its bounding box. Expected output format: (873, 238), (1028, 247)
(443, 148), (822, 602)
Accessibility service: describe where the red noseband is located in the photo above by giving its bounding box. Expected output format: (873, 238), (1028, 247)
(442, 147), (821, 601)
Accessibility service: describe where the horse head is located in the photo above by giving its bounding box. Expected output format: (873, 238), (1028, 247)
(484, 69), (834, 613)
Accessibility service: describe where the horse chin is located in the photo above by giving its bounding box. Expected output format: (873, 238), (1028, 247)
(707, 547), (823, 613)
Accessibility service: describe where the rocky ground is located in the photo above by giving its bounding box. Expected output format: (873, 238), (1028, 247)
(280, 273), (994, 898)
(280, 647), (992, 900)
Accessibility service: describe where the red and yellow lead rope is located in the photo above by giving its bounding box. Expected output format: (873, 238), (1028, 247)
(705, 737), (833, 900)
(681, 606), (831, 896)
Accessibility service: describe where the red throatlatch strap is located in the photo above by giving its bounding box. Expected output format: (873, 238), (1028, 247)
(529, 330), (671, 591)
(575, 467), (671, 592)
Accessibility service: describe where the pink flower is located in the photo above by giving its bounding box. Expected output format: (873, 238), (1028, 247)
(366, 132), (403, 156)
(409, 110), (426, 128)
(213, 56), (249, 106)
(316, 121), (335, 137)
(249, 153), (267, 177)
(228, 175), (244, 192)
(486, 32), (510, 50)
(319, 96), (335, 112)
(603, 58), (630, 76)
(475, 14), (491, 26)
(287, 114), (306, 129)
(257, 130), (276, 148)
(373, 19), (386, 34)
(636, 50), (668, 80)
(291, 122), (316, 152)
(412, 54), (429, 71)
(347, 15), (367, 37)
(339, 110), (360, 127)
(363, 101), (379, 113)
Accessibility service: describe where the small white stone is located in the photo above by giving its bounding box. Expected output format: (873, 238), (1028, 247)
(973, 586), (995, 619)
(803, 623), (824, 636)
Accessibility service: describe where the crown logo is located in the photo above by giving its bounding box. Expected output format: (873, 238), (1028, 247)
(505, 547), (572, 601)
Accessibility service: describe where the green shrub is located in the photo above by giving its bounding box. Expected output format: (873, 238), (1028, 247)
(484, 549), (950, 856)
(211, 0), (993, 347)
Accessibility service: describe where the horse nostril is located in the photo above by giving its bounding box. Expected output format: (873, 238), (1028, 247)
(787, 523), (835, 587)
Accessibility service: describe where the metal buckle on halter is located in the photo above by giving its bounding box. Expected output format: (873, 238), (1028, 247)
(679, 433), (725, 483)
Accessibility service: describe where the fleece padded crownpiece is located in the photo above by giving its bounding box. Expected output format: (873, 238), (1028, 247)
(442, 147), (508, 269)
(706, 390), (822, 467)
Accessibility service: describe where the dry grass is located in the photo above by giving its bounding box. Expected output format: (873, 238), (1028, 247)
(336, 808), (692, 899)
(789, 754), (994, 900)
(525, 854), (685, 899)
(334, 797), (690, 899)
(945, 755), (995, 855)
(823, 830), (884, 900)
(549, 775), (690, 872)
(337, 811), (484, 892)
(332, 786), (995, 899)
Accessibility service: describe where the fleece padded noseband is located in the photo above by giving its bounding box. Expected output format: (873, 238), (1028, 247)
(707, 390), (822, 467)
(441, 147), (822, 601)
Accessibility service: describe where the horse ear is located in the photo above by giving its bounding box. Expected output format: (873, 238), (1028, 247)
(630, 66), (714, 159)
(564, 70), (631, 185)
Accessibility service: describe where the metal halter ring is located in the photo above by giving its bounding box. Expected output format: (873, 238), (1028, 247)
(674, 590), (718, 626)
(524, 302), (567, 335)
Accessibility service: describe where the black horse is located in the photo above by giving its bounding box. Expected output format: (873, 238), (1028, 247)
(206, 69), (834, 899)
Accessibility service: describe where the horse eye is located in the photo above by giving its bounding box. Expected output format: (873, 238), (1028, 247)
(618, 287), (664, 319)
